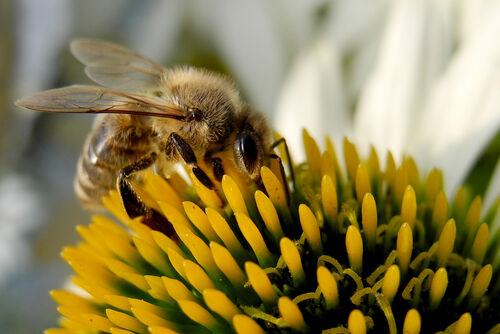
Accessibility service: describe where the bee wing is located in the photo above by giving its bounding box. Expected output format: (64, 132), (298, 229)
(70, 39), (166, 91)
(15, 85), (187, 120)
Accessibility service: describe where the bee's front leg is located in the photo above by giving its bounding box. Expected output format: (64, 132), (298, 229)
(118, 152), (176, 238)
(166, 133), (215, 189)
(200, 151), (225, 183)
(209, 157), (225, 182)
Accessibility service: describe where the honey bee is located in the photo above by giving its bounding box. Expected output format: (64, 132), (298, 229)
(16, 39), (274, 234)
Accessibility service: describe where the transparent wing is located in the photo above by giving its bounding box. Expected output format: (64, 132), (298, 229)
(70, 39), (166, 91)
(15, 85), (187, 120)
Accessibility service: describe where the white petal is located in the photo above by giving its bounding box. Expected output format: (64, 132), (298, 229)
(354, 0), (454, 160)
(275, 40), (348, 161)
(456, 0), (498, 44)
(322, 0), (387, 115)
(410, 1), (500, 193)
(345, 37), (380, 115)
(197, 0), (285, 114)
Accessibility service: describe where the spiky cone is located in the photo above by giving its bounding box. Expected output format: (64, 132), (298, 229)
(46, 131), (500, 334)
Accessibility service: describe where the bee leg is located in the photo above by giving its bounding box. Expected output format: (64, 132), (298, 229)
(167, 133), (215, 190)
(210, 157), (225, 182)
(118, 152), (158, 219)
(118, 153), (177, 238)
(268, 153), (290, 206)
(202, 152), (224, 182)
(270, 137), (295, 189)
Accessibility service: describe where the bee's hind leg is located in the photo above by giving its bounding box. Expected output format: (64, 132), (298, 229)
(167, 133), (215, 189)
(118, 152), (177, 238)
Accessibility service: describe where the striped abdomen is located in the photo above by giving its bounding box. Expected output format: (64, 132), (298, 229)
(74, 115), (156, 210)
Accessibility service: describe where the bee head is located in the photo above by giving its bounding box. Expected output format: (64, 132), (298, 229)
(162, 67), (243, 146)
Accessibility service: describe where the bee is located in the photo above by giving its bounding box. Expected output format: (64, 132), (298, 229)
(16, 39), (274, 234)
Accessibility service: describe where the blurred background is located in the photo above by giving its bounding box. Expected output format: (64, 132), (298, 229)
(0, 0), (499, 333)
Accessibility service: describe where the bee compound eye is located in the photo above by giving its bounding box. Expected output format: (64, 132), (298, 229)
(236, 132), (260, 173)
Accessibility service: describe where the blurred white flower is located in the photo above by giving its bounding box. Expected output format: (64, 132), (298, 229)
(0, 174), (43, 288)
(275, 0), (500, 200)
(15, 0), (74, 96)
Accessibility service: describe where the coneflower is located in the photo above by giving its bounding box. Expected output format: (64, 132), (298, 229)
(46, 131), (499, 334)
